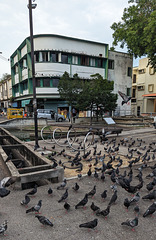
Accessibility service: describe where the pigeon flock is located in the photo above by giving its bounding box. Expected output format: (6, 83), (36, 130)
(0, 131), (156, 239)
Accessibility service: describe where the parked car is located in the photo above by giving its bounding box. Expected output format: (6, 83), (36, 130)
(37, 109), (65, 122)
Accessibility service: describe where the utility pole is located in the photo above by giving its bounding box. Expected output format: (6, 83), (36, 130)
(28, 0), (39, 149)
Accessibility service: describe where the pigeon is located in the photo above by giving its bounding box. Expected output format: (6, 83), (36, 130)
(124, 198), (130, 210)
(101, 190), (107, 201)
(0, 220), (8, 235)
(75, 194), (88, 209)
(94, 170), (99, 180)
(57, 179), (67, 190)
(87, 185), (96, 198)
(142, 190), (156, 200)
(143, 202), (156, 217)
(108, 190), (117, 206)
(100, 172), (105, 181)
(58, 189), (68, 203)
(26, 185), (37, 197)
(134, 205), (140, 216)
(26, 200), (42, 214)
(121, 217), (138, 231)
(79, 218), (98, 230)
(72, 182), (79, 192)
(64, 202), (70, 211)
(129, 192), (140, 205)
(96, 205), (110, 218)
(0, 176), (18, 188)
(87, 168), (92, 177)
(90, 202), (100, 213)
(48, 187), (53, 195)
(21, 195), (30, 206)
(35, 215), (53, 227)
(0, 187), (10, 198)
(118, 90), (131, 105)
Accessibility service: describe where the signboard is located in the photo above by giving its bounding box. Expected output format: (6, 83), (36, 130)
(104, 117), (116, 125)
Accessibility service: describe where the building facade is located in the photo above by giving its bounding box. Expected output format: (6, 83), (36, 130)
(0, 75), (12, 113)
(10, 34), (109, 116)
(10, 34), (132, 117)
(108, 51), (132, 116)
(131, 58), (156, 116)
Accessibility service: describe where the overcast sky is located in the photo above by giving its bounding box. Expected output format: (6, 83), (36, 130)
(0, 0), (138, 79)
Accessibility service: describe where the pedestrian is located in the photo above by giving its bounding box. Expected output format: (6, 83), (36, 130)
(72, 108), (76, 123)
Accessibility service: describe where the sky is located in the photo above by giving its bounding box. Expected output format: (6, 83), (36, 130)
(0, 0), (139, 79)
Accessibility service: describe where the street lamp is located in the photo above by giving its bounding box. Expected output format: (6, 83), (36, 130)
(27, 0), (39, 149)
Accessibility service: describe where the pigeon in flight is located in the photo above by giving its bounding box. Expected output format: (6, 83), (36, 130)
(26, 200), (42, 214)
(79, 218), (98, 230)
(35, 215), (53, 227)
(0, 220), (8, 235)
(121, 217), (138, 231)
(118, 90), (131, 105)
(21, 195), (30, 207)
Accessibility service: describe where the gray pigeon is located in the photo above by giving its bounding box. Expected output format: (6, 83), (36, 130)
(57, 179), (67, 190)
(0, 220), (8, 235)
(79, 218), (98, 229)
(35, 215), (53, 226)
(121, 217), (138, 231)
(26, 200), (42, 214)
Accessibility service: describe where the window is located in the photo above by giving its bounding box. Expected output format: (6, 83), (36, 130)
(90, 58), (96, 67)
(42, 52), (49, 62)
(138, 68), (145, 74)
(15, 65), (18, 74)
(43, 79), (50, 87)
(127, 67), (132, 77)
(52, 79), (59, 87)
(72, 56), (78, 65)
(132, 88), (136, 98)
(50, 52), (59, 62)
(138, 85), (144, 90)
(127, 88), (131, 96)
(36, 79), (41, 87)
(149, 67), (154, 75)
(34, 52), (39, 62)
(80, 56), (89, 66)
(133, 74), (136, 83)
(108, 60), (114, 69)
(97, 58), (103, 68)
(148, 84), (154, 92)
(61, 54), (68, 64)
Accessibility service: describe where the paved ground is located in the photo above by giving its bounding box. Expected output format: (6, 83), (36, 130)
(0, 125), (156, 239)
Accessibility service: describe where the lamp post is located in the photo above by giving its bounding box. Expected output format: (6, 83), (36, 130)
(28, 0), (39, 149)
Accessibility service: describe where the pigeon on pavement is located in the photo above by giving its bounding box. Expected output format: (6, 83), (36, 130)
(72, 182), (79, 192)
(90, 202), (100, 213)
(79, 218), (98, 229)
(75, 194), (88, 209)
(58, 189), (68, 203)
(26, 185), (37, 197)
(87, 185), (96, 198)
(26, 200), (42, 214)
(143, 202), (156, 217)
(57, 179), (67, 190)
(21, 195), (30, 207)
(0, 220), (8, 235)
(121, 217), (138, 231)
(35, 215), (53, 227)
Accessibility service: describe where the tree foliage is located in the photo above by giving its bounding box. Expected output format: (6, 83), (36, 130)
(58, 72), (117, 121)
(111, 0), (156, 69)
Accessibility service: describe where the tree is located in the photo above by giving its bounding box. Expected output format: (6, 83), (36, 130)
(58, 72), (117, 123)
(76, 74), (117, 122)
(0, 73), (11, 83)
(111, 0), (156, 69)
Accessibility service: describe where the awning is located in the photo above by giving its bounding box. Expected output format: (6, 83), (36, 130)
(21, 99), (31, 107)
(142, 93), (156, 97)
